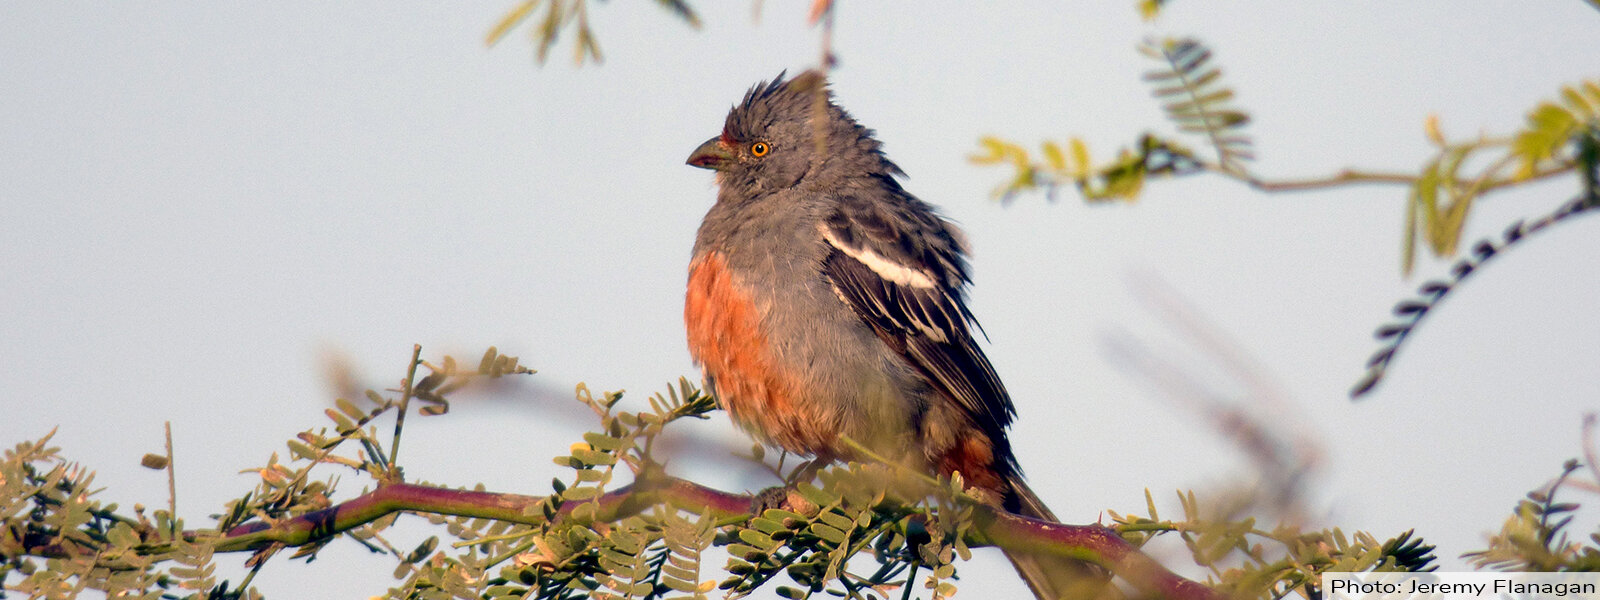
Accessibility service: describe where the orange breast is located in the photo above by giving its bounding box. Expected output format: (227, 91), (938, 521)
(685, 252), (838, 458)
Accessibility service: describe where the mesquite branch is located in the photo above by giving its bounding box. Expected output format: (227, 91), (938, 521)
(14, 474), (1219, 600)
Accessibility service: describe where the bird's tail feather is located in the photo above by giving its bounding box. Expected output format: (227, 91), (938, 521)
(1002, 475), (1109, 600)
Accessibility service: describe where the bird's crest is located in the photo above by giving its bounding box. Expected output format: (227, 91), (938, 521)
(713, 69), (904, 180)
(722, 70), (831, 142)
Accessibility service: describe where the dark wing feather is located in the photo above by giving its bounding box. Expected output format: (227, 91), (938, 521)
(819, 189), (1016, 438)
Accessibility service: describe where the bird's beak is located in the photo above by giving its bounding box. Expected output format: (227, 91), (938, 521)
(686, 136), (734, 171)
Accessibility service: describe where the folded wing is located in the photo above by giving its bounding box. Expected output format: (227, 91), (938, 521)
(817, 186), (1016, 440)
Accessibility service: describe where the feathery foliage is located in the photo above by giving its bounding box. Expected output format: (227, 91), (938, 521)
(968, 133), (1202, 203)
(416, 378), (726, 600)
(1139, 38), (1253, 173)
(1512, 81), (1600, 180)
(1465, 459), (1600, 572)
(969, 37), (1247, 202)
(1392, 80), (1597, 275)
(1109, 489), (1434, 600)
(17, 345), (1558, 600)
(1, 431), (235, 598)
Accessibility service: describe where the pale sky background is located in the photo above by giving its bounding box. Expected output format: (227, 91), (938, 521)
(3, 2), (1600, 598)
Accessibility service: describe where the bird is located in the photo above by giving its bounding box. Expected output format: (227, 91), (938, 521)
(684, 70), (1089, 599)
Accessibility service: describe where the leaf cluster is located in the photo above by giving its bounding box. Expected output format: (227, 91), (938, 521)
(1351, 179), (1600, 398)
(969, 36), (1238, 203)
(1, 347), (535, 598)
(971, 133), (1203, 204)
(1396, 82), (1597, 276)
(1138, 38), (1253, 173)
(718, 465), (976, 600)
(1, 431), (237, 599)
(1465, 459), (1600, 572)
(1109, 490), (1434, 600)
(415, 379), (728, 600)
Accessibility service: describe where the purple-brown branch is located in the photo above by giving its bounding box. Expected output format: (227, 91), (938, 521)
(973, 510), (1220, 600)
(216, 476), (750, 552)
(18, 475), (1218, 600)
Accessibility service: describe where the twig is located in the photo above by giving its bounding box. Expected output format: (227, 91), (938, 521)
(1583, 414), (1600, 489)
(1238, 169), (1415, 192)
(164, 421), (176, 536)
(815, 0), (837, 69)
(1203, 161), (1573, 194)
(388, 344), (423, 480)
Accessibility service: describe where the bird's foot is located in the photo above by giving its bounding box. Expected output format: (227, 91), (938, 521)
(750, 486), (792, 514)
(748, 458), (833, 516)
(749, 485), (820, 517)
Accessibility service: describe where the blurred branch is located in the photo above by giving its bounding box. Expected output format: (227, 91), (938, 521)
(486, 0), (701, 65)
(1104, 275), (1323, 521)
(386, 344), (422, 481)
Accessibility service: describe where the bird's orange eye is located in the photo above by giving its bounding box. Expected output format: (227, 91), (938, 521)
(750, 141), (770, 157)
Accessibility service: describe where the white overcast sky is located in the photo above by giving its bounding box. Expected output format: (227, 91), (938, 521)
(3, 2), (1600, 598)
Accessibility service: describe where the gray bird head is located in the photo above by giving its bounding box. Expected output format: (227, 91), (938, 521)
(687, 70), (904, 195)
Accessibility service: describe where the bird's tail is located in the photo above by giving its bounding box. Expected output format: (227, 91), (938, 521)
(1002, 475), (1110, 600)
